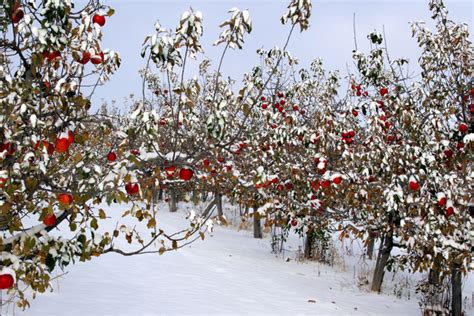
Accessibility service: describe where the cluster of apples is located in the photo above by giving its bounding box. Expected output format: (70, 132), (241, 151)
(351, 84), (368, 97)
(311, 174), (342, 191)
(436, 193), (455, 217)
(42, 193), (73, 227)
(77, 14), (107, 65)
(260, 93), (305, 115)
(42, 50), (61, 62)
(341, 130), (356, 145)
(313, 157), (327, 175)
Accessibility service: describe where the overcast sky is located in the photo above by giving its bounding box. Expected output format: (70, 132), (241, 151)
(86, 0), (473, 110)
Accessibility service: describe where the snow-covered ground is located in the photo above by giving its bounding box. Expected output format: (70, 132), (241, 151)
(3, 201), (473, 315)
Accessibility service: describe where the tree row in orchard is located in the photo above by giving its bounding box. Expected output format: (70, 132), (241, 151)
(0, 0), (471, 314)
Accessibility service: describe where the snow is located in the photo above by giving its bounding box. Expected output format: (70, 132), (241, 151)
(2, 202), (471, 315)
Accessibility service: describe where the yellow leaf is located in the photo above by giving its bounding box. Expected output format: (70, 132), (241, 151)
(147, 218), (156, 229)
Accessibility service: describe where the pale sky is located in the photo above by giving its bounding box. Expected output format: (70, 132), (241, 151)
(86, 0), (473, 110)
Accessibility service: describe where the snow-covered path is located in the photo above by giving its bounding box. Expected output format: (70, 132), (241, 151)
(8, 206), (421, 316)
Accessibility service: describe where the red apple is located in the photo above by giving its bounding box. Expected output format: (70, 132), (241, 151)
(380, 87), (388, 96)
(352, 110), (358, 117)
(260, 96), (266, 102)
(203, 159), (210, 167)
(438, 197), (447, 207)
(293, 105), (299, 111)
(409, 180), (420, 191)
(165, 165), (176, 175)
(78, 51), (91, 64)
(332, 176), (342, 185)
(290, 219), (298, 227)
(11, 9), (24, 24)
(458, 123), (468, 133)
(91, 52), (104, 65)
(92, 14), (106, 26)
(55, 138), (70, 153)
(0, 273), (14, 289)
(58, 193), (73, 205)
(261, 103), (268, 110)
(67, 131), (75, 144)
(444, 149), (453, 159)
(446, 207), (454, 217)
(107, 151), (117, 162)
(43, 213), (57, 226)
(125, 183), (139, 195)
(43, 50), (61, 62)
(179, 168), (193, 181)
(277, 92), (284, 98)
(0, 177), (7, 189)
(321, 179), (330, 188)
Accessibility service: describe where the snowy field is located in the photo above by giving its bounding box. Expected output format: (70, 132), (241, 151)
(3, 202), (473, 316)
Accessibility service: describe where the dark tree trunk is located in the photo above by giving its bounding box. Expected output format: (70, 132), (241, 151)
(253, 209), (262, 238)
(451, 264), (462, 316)
(371, 233), (393, 293)
(169, 188), (177, 212)
(215, 192), (223, 217)
(428, 268), (440, 285)
(304, 227), (314, 259)
(367, 236), (375, 260)
(158, 189), (163, 201)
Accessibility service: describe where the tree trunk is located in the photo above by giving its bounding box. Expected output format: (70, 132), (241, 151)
(371, 233), (393, 293)
(215, 192), (223, 217)
(169, 188), (177, 212)
(151, 188), (158, 212)
(192, 190), (199, 205)
(158, 189), (163, 201)
(304, 227), (314, 259)
(367, 236), (375, 260)
(451, 264), (462, 316)
(428, 268), (440, 286)
(253, 209), (262, 238)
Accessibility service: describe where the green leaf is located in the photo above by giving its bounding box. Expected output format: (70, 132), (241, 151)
(90, 218), (98, 230)
(45, 254), (56, 272)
